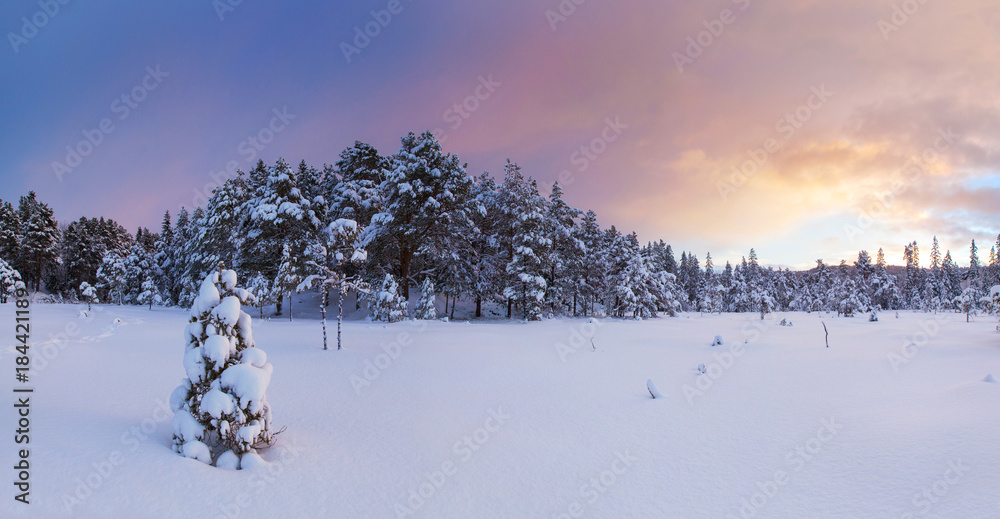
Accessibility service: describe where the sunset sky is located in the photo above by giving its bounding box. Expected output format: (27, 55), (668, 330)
(1, 0), (998, 269)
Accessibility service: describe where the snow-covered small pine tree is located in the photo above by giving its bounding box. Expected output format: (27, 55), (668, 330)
(138, 275), (162, 310)
(245, 272), (273, 319)
(954, 287), (978, 323)
(170, 264), (274, 469)
(275, 243), (305, 321)
(96, 250), (127, 305)
(79, 281), (98, 311)
(370, 273), (407, 322)
(0, 258), (24, 304)
(984, 285), (1000, 330)
(414, 278), (437, 320)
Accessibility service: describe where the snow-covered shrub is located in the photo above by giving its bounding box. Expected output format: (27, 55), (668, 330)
(954, 287), (979, 322)
(0, 259), (25, 303)
(414, 278), (437, 320)
(79, 282), (99, 311)
(711, 335), (724, 346)
(370, 273), (408, 322)
(137, 276), (162, 310)
(170, 265), (274, 468)
(984, 285), (1000, 330)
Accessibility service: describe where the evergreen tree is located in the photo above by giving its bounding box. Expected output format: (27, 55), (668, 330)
(17, 192), (60, 291)
(95, 250), (127, 305)
(329, 142), (387, 227)
(504, 179), (551, 321)
(79, 281), (98, 310)
(0, 258), (24, 303)
(363, 132), (476, 299)
(369, 273), (408, 322)
(415, 278), (438, 320)
(0, 200), (20, 263)
(275, 243), (306, 321)
(543, 181), (584, 314)
(170, 265), (274, 468)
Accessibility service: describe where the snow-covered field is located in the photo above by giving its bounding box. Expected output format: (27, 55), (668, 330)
(2, 304), (998, 518)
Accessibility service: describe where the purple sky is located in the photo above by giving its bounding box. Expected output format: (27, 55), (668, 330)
(2, 0), (998, 269)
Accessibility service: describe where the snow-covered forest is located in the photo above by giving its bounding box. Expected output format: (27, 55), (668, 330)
(2, 131), (999, 321)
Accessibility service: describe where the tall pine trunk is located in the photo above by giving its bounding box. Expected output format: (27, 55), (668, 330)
(321, 288), (329, 350)
(338, 285), (345, 350)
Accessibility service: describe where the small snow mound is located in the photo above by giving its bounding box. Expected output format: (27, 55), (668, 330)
(181, 440), (212, 464)
(240, 452), (267, 470)
(586, 317), (599, 324)
(711, 335), (724, 347)
(646, 379), (663, 399)
(78, 310), (88, 318)
(984, 374), (997, 383)
(440, 317), (449, 323)
(697, 364), (707, 375)
(216, 450), (241, 470)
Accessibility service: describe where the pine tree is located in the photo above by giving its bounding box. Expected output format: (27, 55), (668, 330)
(329, 142), (387, 226)
(170, 265), (274, 468)
(96, 251), (127, 305)
(415, 278), (437, 320)
(0, 258), (24, 303)
(363, 132), (476, 299)
(16, 192), (60, 291)
(369, 273), (408, 322)
(467, 173), (505, 318)
(275, 243), (306, 321)
(544, 181), (584, 314)
(138, 275), (162, 310)
(241, 159), (311, 315)
(79, 281), (98, 310)
(0, 200), (20, 264)
(504, 178), (551, 321)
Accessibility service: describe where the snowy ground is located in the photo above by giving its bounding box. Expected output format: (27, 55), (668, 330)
(2, 303), (998, 518)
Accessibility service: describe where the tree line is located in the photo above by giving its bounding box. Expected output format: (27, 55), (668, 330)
(1, 131), (998, 321)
